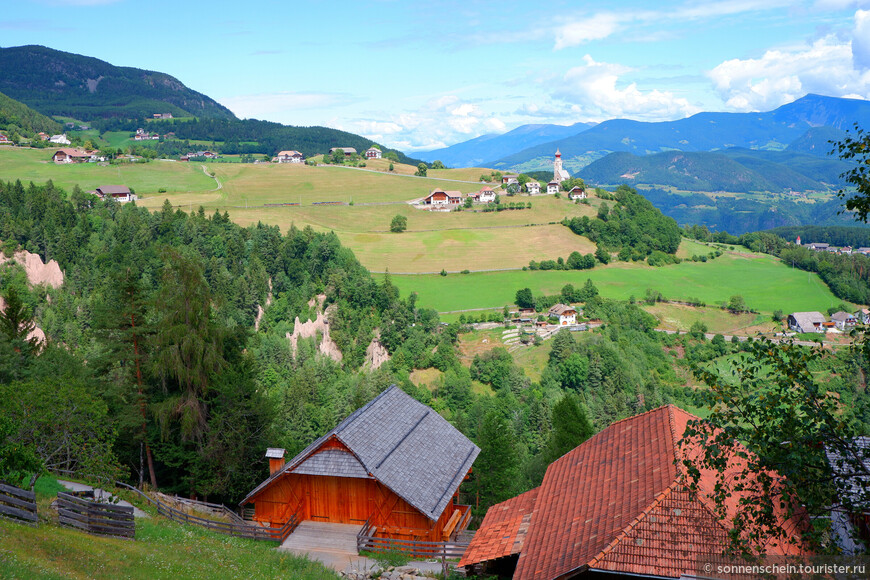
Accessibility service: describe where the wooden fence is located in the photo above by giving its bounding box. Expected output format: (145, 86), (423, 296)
(116, 482), (298, 543)
(57, 492), (135, 539)
(0, 483), (38, 526)
(356, 520), (472, 559)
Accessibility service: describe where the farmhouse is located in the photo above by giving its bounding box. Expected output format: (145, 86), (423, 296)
(329, 147), (357, 157)
(568, 186), (586, 200)
(460, 405), (803, 579)
(787, 311), (826, 333)
(548, 304), (577, 326)
(52, 148), (93, 163)
(93, 185), (135, 203)
(364, 147), (382, 159)
(857, 308), (870, 324)
(477, 186), (496, 203)
(49, 134), (70, 145)
(0, 133), (9, 144)
(502, 174), (519, 185)
(546, 181), (559, 195)
(525, 181), (540, 194)
(275, 150), (304, 163)
(240, 385), (478, 543)
(831, 311), (857, 330)
(421, 188), (462, 206)
(36, 132), (49, 141)
(153, 113), (173, 119)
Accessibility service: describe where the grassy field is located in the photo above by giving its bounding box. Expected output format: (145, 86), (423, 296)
(0, 148), (213, 195)
(392, 246), (846, 315)
(643, 303), (778, 335)
(0, 476), (338, 580)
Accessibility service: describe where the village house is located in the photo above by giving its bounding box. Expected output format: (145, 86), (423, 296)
(476, 186), (496, 203)
(826, 437), (870, 554)
(0, 133), (9, 144)
(568, 186), (586, 200)
(52, 148), (93, 163)
(856, 248), (870, 255)
(153, 113), (173, 119)
(421, 188), (462, 206)
(240, 385), (478, 543)
(804, 242), (830, 251)
(831, 311), (857, 330)
(364, 147), (382, 159)
(49, 134), (70, 145)
(857, 308), (870, 324)
(329, 147), (357, 157)
(546, 181), (559, 195)
(525, 181), (540, 195)
(502, 174), (519, 185)
(36, 132), (49, 141)
(274, 150), (304, 164)
(459, 405), (803, 579)
(134, 128), (159, 141)
(787, 311), (826, 333)
(548, 304), (577, 326)
(93, 185), (135, 203)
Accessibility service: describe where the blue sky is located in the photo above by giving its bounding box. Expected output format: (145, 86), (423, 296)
(2, 0), (870, 152)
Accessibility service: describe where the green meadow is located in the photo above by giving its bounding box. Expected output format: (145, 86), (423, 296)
(390, 249), (844, 315)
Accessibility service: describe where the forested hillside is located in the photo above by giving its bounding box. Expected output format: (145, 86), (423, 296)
(0, 91), (61, 136)
(0, 45), (236, 120)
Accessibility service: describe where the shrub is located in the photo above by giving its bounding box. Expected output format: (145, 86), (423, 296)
(440, 269), (447, 276)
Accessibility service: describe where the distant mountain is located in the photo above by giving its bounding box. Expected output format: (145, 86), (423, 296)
(578, 149), (848, 193)
(0, 91), (61, 135)
(786, 126), (847, 158)
(489, 94), (870, 172)
(0, 45), (236, 120)
(416, 122), (594, 168)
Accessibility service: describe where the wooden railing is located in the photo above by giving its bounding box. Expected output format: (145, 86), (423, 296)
(116, 482), (298, 542)
(356, 507), (474, 559)
(57, 491), (135, 539)
(162, 494), (247, 525)
(0, 483), (38, 526)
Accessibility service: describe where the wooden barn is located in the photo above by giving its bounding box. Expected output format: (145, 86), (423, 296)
(240, 385), (479, 543)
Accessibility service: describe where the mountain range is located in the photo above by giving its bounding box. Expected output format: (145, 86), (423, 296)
(0, 45), (237, 120)
(420, 94), (870, 173)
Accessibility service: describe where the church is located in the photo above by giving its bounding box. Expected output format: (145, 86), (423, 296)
(553, 149), (570, 183)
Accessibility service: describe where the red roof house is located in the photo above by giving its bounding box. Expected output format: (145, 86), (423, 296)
(421, 188), (462, 206)
(460, 405), (805, 579)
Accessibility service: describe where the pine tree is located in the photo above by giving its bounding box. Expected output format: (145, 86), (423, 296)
(473, 409), (520, 513)
(546, 394), (594, 463)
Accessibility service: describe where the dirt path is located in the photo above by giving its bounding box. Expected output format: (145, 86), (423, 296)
(201, 164), (222, 191)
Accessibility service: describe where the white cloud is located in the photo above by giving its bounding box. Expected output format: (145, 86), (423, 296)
(854, 10), (870, 69)
(552, 55), (699, 121)
(708, 23), (870, 111)
(554, 14), (623, 49)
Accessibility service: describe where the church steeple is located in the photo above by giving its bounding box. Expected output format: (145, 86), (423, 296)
(553, 149), (567, 184)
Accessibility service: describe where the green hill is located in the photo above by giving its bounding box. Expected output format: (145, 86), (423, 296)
(0, 91), (61, 135)
(0, 45), (236, 120)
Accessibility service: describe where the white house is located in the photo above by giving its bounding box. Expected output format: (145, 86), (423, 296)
(49, 134), (71, 145)
(525, 181), (540, 195)
(365, 147), (382, 159)
(831, 311), (857, 330)
(546, 181), (560, 195)
(857, 308), (870, 324)
(421, 188), (462, 206)
(0, 133), (9, 144)
(477, 186), (496, 203)
(787, 311), (826, 333)
(275, 150), (304, 163)
(548, 304), (578, 326)
(94, 185), (135, 203)
(568, 186), (587, 200)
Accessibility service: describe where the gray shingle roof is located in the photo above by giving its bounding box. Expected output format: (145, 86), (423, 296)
(265, 448), (285, 459)
(293, 448), (372, 479)
(241, 385), (479, 521)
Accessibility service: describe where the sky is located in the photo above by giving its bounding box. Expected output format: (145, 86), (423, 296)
(2, 0), (870, 152)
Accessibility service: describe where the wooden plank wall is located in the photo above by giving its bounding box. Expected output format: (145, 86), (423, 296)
(57, 492), (134, 539)
(0, 483), (37, 526)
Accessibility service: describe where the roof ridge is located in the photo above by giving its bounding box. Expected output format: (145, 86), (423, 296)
(586, 483), (678, 569)
(604, 404), (674, 430)
(335, 384), (398, 435)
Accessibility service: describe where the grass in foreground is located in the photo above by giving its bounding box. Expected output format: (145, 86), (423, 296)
(0, 476), (338, 580)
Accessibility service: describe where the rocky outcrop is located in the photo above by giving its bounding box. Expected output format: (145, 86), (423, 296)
(0, 295), (45, 345)
(365, 330), (390, 370)
(286, 300), (343, 362)
(0, 249), (64, 288)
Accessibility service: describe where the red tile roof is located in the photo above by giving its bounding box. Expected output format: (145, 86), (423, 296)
(465, 405), (804, 580)
(458, 487), (538, 568)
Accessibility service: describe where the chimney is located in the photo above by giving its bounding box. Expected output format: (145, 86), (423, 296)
(265, 448), (286, 475)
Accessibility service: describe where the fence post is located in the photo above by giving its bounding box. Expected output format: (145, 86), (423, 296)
(442, 541), (448, 578)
